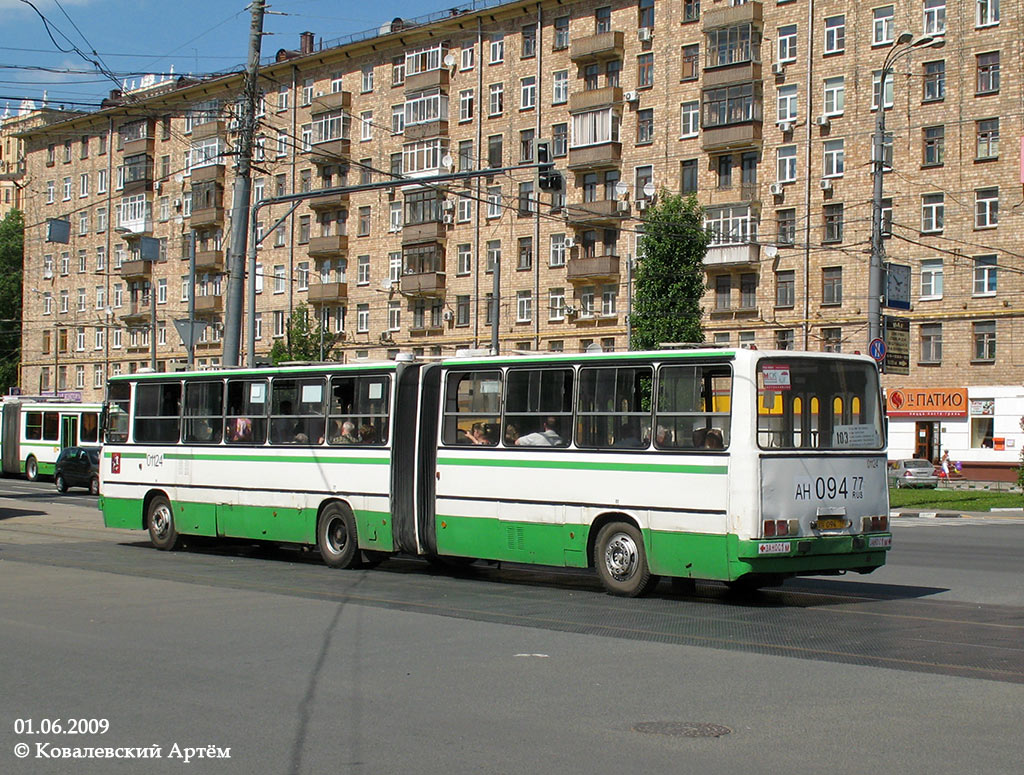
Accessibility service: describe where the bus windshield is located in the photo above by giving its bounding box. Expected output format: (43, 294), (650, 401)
(757, 358), (883, 450)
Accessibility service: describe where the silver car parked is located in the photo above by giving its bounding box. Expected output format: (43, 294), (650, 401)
(888, 459), (939, 489)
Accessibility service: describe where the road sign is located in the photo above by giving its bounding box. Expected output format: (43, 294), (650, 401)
(173, 319), (208, 349)
(868, 338), (886, 362)
(883, 316), (910, 375)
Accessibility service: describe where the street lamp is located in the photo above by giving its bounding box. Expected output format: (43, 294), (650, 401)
(869, 32), (945, 349)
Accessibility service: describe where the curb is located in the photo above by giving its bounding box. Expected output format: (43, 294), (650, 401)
(892, 510), (962, 519)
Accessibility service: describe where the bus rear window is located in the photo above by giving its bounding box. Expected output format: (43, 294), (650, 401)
(757, 359), (883, 450)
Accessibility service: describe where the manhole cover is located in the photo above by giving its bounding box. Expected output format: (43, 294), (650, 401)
(633, 722), (732, 738)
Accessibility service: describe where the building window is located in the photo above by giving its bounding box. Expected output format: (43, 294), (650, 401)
(977, 0), (1000, 27)
(553, 70), (568, 105)
(775, 269), (795, 307)
(358, 254), (371, 285)
(823, 204), (843, 243)
(517, 237), (533, 270)
(823, 77), (845, 116)
(924, 0), (946, 34)
(681, 44), (699, 81)
(489, 35), (504, 64)
(553, 16), (570, 49)
(973, 320), (995, 361)
(637, 53), (654, 88)
(975, 188), (998, 229)
(822, 327), (842, 353)
(637, 109), (654, 144)
(776, 209), (796, 246)
(922, 60), (945, 102)
(776, 145), (797, 183)
(777, 85), (797, 122)
(823, 139), (844, 177)
(457, 244), (471, 275)
(516, 291), (533, 323)
(519, 129), (535, 163)
(824, 15), (845, 54)
(919, 323), (942, 363)
(872, 71), (894, 109)
(358, 206), (371, 236)
(920, 259), (943, 299)
(486, 187), (502, 219)
(680, 101), (699, 139)
(976, 118), (999, 159)
(976, 52), (1000, 95)
(715, 275), (731, 310)
(922, 126), (944, 166)
(552, 123), (568, 158)
(680, 159), (698, 194)
(921, 194), (944, 233)
(973, 255), (997, 295)
(521, 23), (537, 58)
(520, 76), (536, 110)
(739, 273), (757, 309)
(356, 305), (369, 334)
(873, 6), (894, 45)
(822, 266), (842, 305)
(486, 240), (501, 273)
(488, 83), (504, 116)
(777, 25), (797, 63)
(550, 234), (566, 267)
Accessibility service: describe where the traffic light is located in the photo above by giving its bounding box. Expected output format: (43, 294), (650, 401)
(536, 140), (562, 192)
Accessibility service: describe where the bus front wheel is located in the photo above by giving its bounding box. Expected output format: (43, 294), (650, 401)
(25, 456), (38, 481)
(594, 522), (658, 597)
(317, 503), (360, 569)
(147, 495), (180, 551)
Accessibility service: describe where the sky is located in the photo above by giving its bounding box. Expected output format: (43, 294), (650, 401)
(0, 0), (469, 114)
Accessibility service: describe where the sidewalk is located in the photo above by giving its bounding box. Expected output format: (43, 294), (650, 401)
(891, 508), (1024, 519)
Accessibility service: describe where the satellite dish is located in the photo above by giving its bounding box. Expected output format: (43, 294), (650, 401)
(585, 343), (603, 353)
(642, 181), (656, 198)
(441, 154), (454, 171)
(614, 181), (628, 199)
(175, 174), (184, 184)
(763, 245), (779, 259)
(443, 53), (456, 68)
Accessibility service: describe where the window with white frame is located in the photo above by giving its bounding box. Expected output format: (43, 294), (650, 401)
(823, 77), (845, 115)
(389, 201), (403, 232)
(553, 70), (568, 104)
(921, 193), (944, 233)
(571, 108), (620, 147)
(456, 244), (471, 275)
(824, 15), (845, 54)
(297, 262), (309, 291)
(516, 291), (532, 322)
(823, 139), (844, 177)
(520, 76), (536, 110)
(389, 252), (402, 283)
(973, 255), (997, 295)
(405, 42), (447, 76)
(189, 137), (222, 170)
(975, 187), (998, 228)
(977, 0), (999, 27)
(405, 89), (447, 126)
(357, 254), (370, 285)
(777, 145), (797, 183)
(360, 111), (373, 141)
(548, 287), (565, 320)
(680, 101), (699, 138)
(873, 6), (894, 45)
(777, 25), (797, 63)
(361, 66), (374, 93)
(388, 301), (401, 331)
(457, 195), (472, 223)
(312, 110), (350, 144)
(777, 84), (797, 122)
(460, 46), (474, 71)
(459, 89), (474, 122)
(486, 186), (502, 218)
(920, 258), (943, 299)
(273, 310), (285, 338)
(872, 70), (894, 109)
(924, 0), (946, 34)
(401, 138), (447, 176)
(550, 234), (566, 267)
(356, 304), (369, 333)
(488, 83), (504, 116)
(705, 205), (757, 246)
(489, 35), (504, 64)
(486, 240), (501, 273)
(273, 265), (285, 294)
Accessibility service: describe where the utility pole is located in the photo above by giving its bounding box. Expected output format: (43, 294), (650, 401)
(222, 0), (266, 366)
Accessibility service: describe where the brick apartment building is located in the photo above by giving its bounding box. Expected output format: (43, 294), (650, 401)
(13, 0), (1024, 473)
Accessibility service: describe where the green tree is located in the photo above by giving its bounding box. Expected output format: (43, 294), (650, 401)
(268, 303), (341, 364)
(629, 192), (708, 351)
(0, 209), (24, 392)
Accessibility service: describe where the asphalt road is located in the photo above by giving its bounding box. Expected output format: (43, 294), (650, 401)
(1, 478), (1022, 775)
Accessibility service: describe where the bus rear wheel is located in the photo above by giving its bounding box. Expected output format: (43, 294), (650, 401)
(147, 495), (180, 551)
(317, 503), (360, 569)
(594, 522), (658, 597)
(25, 456), (38, 482)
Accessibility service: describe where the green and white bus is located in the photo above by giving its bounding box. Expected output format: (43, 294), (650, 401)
(1, 398), (103, 480)
(99, 349), (891, 595)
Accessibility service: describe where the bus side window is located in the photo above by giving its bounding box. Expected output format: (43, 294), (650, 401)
(503, 367), (572, 448)
(183, 381), (224, 444)
(134, 382), (182, 444)
(656, 365), (732, 450)
(442, 370), (501, 446)
(25, 412), (43, 441)
(43, 411), (60, 442)
(577, 366), (653, 449)
(105, 383), (131, 444)
(80, 412), (99, 444)
(225, 380), (268, 444)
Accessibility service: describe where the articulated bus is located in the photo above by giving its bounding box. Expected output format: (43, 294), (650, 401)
(0, 399), (102, 480)
(99, 349), (891, 595)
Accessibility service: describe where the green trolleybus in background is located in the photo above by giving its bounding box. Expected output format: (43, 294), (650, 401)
(1, 398), (102, 480)
(99, 349), (891, 596)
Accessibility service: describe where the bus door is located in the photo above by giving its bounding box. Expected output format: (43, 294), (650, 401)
(60, 415), (79, 449)
(390, 363), (424, 554)
(1, 403), (21, 474)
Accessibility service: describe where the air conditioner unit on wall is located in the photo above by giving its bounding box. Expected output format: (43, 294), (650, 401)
(778, 121), (793, 133)
(624, 90), (639, 103)
(442, 213), (454, 225)
(820, 178), (833, 191)
(771, 63), (785, 75)
(637, 27), (653, 42)
(637, 199), (648, 210)
(769, 182), (784, 196)
(563, 236), (576, 248)
(814, 115), (831, 128)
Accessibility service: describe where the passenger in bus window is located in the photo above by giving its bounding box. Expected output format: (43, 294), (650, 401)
(358, 424), (377, 444)
(229, 416), (252, 442)
(705, 428), (724, 449)
(516, 417), (563, 446)
(469, 423), (488, 445)
(331, 420), (359, 444)
(655, 425), (672, 448)
(505, 424), (519, 445)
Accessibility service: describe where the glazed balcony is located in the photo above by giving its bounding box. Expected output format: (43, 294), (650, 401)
(307, 234), (349, 257)
(400, 271), (446, 296)
(570, 31), (624, 63)
(566, 255), (620, 283)
(308, 282), (348, 304)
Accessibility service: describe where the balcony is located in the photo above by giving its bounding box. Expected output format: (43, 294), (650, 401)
(120, 260), (152, 280)
(191, 163), (225, 183)
(703, 62), (762, 89)
(307, 234), (349, 257)
(400, 271), (446, 296)
(117, 216), (154, 237)
(194, 295), (223, 316)
(119, 303), (150, 324)
(311, 91), (351, 115)
(702, 122), (762, 152)
(0, 159), (26, 180)
(121, 160), (154, 195)
(567, 255), (620, 283)
(703, 242), (761, 267)
(306, 138), (351, 166)
(404, 120), (449, 142)
(567, 142), (621, 171)
(404, 68), (449, 94)
(401, 221), (447, 244)
(191, 120), (226, 141)
(570, 31), (624, 63)
(308, 282), (348, 304)
(122, 136), (153, 156)
(307, 189), (349, 210)
(703, 1), (762, 30)
(190, 206), (225, 227)
(569, 86), (622, 114)
(194, 249), (224, 272)
(706, 184), (758, 207)
(566, 199), (629, 226)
